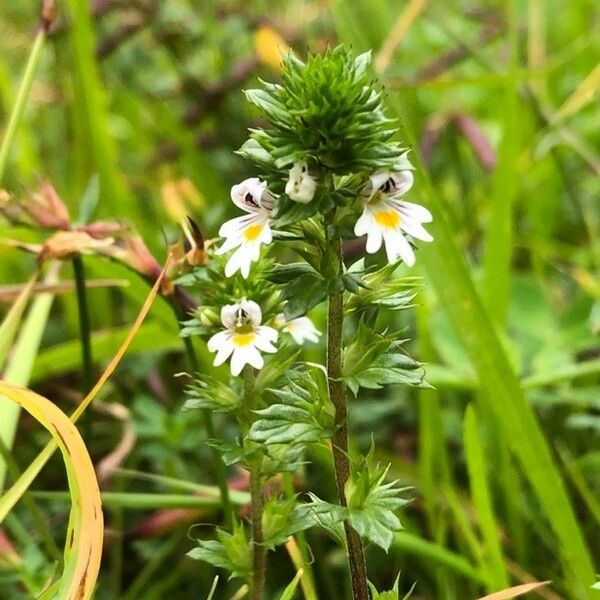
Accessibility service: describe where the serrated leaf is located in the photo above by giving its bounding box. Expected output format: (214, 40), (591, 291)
(273, 193), (321, 227)
(345, 460), (410, 551)
(262, 444), (306, 477)
(304, 453), (411, 552)
(368, 574), (415, 600)
(249, 370), (334, 445)
(266, 262), (320, 285)
(254, 346), (300, 393)
(185, 376), (241, 413)
(188, 523), (251, 580)
(244, 89), (291, 123)
(207, 439), (255, 467)
(298, 495), (347, 547)
(343, 322), (426, 395)
(262, 496), (314, 550)
(282, 273), (328, 320)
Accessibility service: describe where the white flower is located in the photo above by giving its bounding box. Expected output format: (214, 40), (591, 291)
(216, 178), (274, 278)
(354, 170), (433, 266)
(285, 161), (317, 204)
(207, 299), (278, 376)
(281, 316), (321, 344)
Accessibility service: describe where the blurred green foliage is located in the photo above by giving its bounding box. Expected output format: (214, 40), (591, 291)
(0, 1), (599, 599)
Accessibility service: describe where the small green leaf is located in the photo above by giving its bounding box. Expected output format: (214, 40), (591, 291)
(343, 322), (426, 395)
(266, 262), (320, 285)
(282, 273), (328, 320)
(273, 194), (321, 227)
(262, 496), (314, 550)
(188, 522), (251, 580)
(249, 372), (334, 446)
(301, 455), (410, 552)
(254, 345), (301, 393)
(345, 458), (411, 551)
(185, 376), (241, 413)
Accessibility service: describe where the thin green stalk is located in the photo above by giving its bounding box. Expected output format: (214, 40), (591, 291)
(72, 255), (94, 422)
(0, 16), (48, 185)
(243, 366), (266, 600)
(181, 334), (234, 531)
(326, 211), (369, 600)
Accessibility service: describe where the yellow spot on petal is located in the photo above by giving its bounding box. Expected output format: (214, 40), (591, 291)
(374, 209), (401, 229)
(244, 223), (263, 241)
(233, 332), (256, 347)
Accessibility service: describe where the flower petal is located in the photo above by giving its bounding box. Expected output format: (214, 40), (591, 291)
(395, 199), (433, 223)
(240, 299), (262, 326)
(354, 209), (373, 237)
(365, 225), (383, 254)
(230, 347), (252, 376)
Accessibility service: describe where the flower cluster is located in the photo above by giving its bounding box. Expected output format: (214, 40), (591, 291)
(189, 48), (431, 381)
(218, 167), (431, 278)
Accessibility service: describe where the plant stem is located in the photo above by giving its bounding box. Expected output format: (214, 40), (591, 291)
(243, 366), (266, 600)
(72, 255), (93, 394)
(326, 214), (369, 600)
(181, 335), (234, 531)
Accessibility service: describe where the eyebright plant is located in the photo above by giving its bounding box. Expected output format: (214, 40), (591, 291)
(180, 46), (432, 600)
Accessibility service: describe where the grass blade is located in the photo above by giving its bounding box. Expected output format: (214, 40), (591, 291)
(0, 381), (103, 600)
(0, 263), (59, 490)
(0, 8), (49, 185)
(0, 261), (168, 521)
(463, 405), (509, 590)
(476, 581), (550, 600)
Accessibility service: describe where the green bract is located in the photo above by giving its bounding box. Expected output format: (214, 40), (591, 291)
(242, 46), (405, 177)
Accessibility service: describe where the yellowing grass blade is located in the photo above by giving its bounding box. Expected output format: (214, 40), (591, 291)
(374, 0), (428, 74)
(0, 278), (129, 302)
(0, 382), (103, 600)
(0, 262), (167, 523)
(553, 62), (600, 122)
(476, 581), (551, 600)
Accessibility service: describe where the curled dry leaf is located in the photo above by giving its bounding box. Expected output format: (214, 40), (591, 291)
(40, 231), (114, 261)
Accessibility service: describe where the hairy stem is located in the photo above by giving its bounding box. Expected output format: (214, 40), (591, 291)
(181, 335), (234, 531)
(326, 215), (369, 600)
(243, 366), (266, 600)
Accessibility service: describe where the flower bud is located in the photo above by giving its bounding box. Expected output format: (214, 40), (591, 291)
(199, 307), (220, 326)
(285, 161), (317, 204)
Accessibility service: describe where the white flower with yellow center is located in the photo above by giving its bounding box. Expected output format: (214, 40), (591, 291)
(354, 170), (433, 266)
(278, 315), (321, 344)
(285, 160), (317, 204)
(216, 178), (274, 278)
(207, 299), (278, 376)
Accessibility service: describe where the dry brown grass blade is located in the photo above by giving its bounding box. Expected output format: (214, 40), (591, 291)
(0, 279), (129, 302)
(476, 581), (551, 600)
